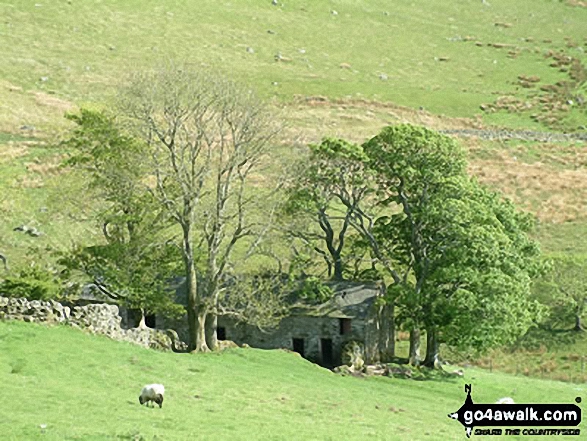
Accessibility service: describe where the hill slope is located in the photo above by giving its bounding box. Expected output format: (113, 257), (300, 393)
(0, 321), (582, 440)
(0, 2), (586, 278)
(0, 0), (586, 134)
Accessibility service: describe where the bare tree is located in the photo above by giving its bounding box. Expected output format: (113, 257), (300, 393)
(285, 138), (398, 359)
(118, 64), (281, 351)
(283, 138), (375, 281)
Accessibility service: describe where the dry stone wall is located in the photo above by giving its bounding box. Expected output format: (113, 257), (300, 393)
(0, 296), (184, 352)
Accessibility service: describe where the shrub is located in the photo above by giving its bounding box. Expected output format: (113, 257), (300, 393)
(297, 277), (333, 304)
(0, 267), (63, 301)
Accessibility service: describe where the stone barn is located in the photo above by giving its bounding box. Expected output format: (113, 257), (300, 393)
(217, 282), (392, 367)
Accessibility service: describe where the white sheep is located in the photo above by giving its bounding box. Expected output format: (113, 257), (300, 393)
(139, 384), (165, 408)
(495, 397), (515, 405)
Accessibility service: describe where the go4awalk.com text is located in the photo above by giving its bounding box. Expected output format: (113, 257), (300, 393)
(448, 385), (581, 437)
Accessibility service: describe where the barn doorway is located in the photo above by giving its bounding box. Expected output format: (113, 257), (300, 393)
(292, 338), (305, 357)
(320, 338), (334, 367)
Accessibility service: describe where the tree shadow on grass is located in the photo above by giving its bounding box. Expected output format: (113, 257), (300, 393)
(336, 357), (464, 383)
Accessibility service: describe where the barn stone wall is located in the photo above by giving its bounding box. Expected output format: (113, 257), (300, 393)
(218, 313), (379, 366)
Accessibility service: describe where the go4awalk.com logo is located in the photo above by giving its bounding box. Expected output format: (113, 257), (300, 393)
(448, 384), (582, 437)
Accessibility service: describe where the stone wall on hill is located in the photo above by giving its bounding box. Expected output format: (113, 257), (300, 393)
(0, 296), (187, 352)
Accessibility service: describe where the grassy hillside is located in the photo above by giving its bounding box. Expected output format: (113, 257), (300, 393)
(476, 331), (587, 384)
(0, 0), (587, 354)
(0, 0), (586, 134)
(1, 5), (586, 440)
(0, 320), (582, 440)
(0, 2), (586, 272)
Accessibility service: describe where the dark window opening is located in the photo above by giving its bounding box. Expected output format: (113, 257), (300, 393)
(127, 309), (143, 328)
(292, 338), (305, 357)
(339, 318), (352, 335)
(321, 338), (334, 367)
(217, 326), (226, 341)
(145, 314), (156, 328)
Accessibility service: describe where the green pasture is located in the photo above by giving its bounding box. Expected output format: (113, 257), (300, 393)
(0, 320), (583, 440)
(0, 0), (585, 134)
(0, 1), (585, 270)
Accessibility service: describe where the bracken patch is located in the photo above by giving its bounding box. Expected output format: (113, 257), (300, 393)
(468, 149), (587, 222)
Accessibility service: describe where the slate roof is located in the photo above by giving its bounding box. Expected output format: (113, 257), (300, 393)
(294, 282), (382, 319)
(173, 277), (382, 319)
(78, 283), (116, 304)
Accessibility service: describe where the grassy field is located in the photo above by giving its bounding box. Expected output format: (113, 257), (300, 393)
(0, 6), (587, 438)
(0, 0), (586, 270)
(0, 0), (586, 134)
(0, 320), (583, 441)
(392, 326), (587, 385)
(475, 330), (587, 384)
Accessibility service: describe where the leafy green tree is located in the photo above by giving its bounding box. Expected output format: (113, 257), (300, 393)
(361, 125), (467, 364)
(60, 241), (184, 324)
(63, 109), (148, 237)
(362, 125), (545, 366)
(538, 255), (587, 331)
(283, 138), (374, 281)
(62, 109), (183, 325)
(413, 178), (544, 364)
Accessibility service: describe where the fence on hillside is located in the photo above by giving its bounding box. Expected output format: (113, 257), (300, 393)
(477, 355), (587, 384)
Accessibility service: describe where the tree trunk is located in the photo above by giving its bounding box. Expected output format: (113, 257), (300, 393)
(137, 308), (146, 328)
(408, 328), (421, 366)
(205, 312), (218, 350)
(183, 224), (209, 352)
(574, 314), (584, 332)
(423, 328), (441, 368)
(185, 257), (200, 351)
(378, 301), (395, 361)
(332, 254), (344, 281)
(193, 309), (209, 352)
